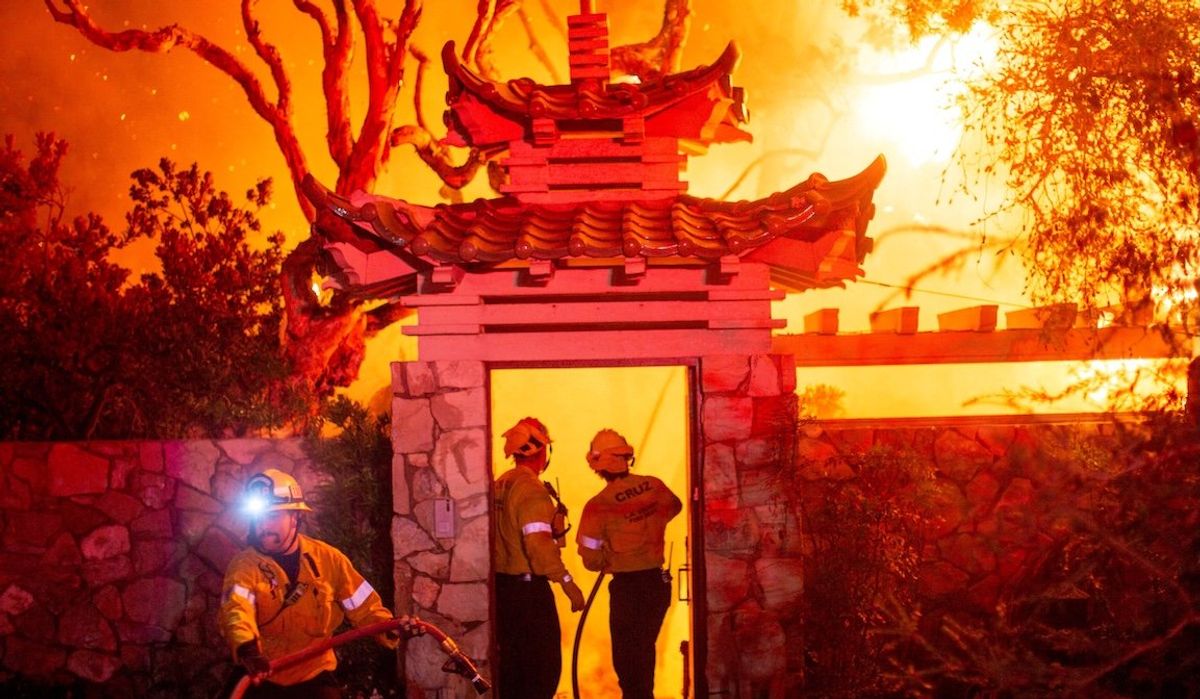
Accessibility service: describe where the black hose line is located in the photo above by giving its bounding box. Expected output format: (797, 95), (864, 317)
(571, 572), (606, 699)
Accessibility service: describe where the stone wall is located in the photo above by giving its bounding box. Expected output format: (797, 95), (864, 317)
(798, 419), (1124, 622)
(389, 359), (492, 697)
(698, 353), (802, 698)
(697, 409), (1180, 697)
(3, 371), (1170, 698)
(0, 439), (317, 697)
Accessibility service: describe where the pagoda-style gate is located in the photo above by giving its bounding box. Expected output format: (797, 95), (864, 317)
(309, 4), (885, 696)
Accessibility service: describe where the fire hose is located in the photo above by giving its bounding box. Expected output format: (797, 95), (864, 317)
(228, 617), (490, 699)
(570, 571), (606, 699)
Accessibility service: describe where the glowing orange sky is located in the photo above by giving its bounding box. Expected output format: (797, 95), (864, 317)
(7, 1), (1167, 418)
(0, 2), (1022, 306)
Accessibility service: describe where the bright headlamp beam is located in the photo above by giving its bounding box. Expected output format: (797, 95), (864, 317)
(242, 495), (269, 517)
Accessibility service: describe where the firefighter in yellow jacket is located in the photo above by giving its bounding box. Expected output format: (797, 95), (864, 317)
(577, 429), (682, 699)
(494, 417), (586, 698)
(219, 468), (415, 697)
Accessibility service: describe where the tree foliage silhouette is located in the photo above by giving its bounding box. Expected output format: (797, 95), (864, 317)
(0, 134), (306, 439)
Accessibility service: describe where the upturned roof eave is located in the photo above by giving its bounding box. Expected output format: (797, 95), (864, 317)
(441, 40), (744, 126)
(306, 155), (886, 289)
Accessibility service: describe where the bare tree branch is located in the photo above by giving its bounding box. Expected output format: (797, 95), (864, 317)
(720, 148), (821, 200)
(864, 229), (1019, 312)
(463, 0), (496, 74)
(241, 0), (291, 113)
(611, 0), (692, 81)
(409, 46), (432, 132)
(44, 0), (314, 219)
(292, 0), (332, 45)
(464, 0), (519, 80)
(536, 0), (567, 44)
(517, 6), (562, 84)
(390, 125), (485, 190)
(295, 0), (355, 168)
(337, 0), (423, 193)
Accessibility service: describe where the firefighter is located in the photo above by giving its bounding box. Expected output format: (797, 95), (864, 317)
(576, 429), (682, 699)
(494, 417), (586, 698)
(219, 468), (416, 698)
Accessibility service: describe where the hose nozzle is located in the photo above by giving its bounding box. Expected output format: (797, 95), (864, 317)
(437, 637), (490, 695)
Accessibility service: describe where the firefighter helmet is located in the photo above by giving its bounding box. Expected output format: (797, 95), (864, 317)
(502, 417), (552, 458)
(241, 468), (314, 517)
(587, 429), (635, 474)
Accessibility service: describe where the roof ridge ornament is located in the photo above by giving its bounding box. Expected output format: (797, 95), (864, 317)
(310, 6), (886, 296)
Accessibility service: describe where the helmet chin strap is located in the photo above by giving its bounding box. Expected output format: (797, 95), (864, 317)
(281, 515), (301, 552)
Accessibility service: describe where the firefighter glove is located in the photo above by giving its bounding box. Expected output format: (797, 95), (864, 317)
(236, 640), (271, 682)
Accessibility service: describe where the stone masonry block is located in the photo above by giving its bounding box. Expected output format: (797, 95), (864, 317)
(138, 442), (164, 472)
(392, 397), (435, 453)
(163, 441), (219, 494)
(81, 525), (130, 561)
(703, 443), (738, 510)
(435, 360), (485, 389)
(218, 439), (274, 466)
(702, 395), (753, 443)
(434, 428), (488, 500)
(449, 516), (490, 582)
(747, 355), (781, 396)
(431, 387), (487, 430)
(934, 429), (994, 482)
(704, 508), (759, 556)
(408, 552), (450, 579)
(735, 438), (780, 470)
(402, 362), (437, 397)
(733, 601), (786, 681)
(752, 394), (798, 438)
(701, 355), (749, 393)
(392, 453), (411, 516)
(393, 516), (436, 560)
(754, 558), (804, 612)
(437, 582), (488, 622)
(48, 444), (110, 497)
(738, 467), (781, 507)
(705, 554), (750, 613)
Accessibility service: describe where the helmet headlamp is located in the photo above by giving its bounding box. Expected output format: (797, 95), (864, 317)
(240, 468), (313, 518)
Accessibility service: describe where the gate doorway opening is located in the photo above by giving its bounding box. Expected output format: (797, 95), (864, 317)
(490, 364), (695, 699)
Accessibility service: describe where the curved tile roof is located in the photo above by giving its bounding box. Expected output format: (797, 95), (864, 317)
(305, 155), (885, 276)
(442, 40), (748, 147)
(444, 40), (741, 120)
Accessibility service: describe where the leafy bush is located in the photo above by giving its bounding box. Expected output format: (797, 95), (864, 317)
(0, 134), (311, 439)
(307, 396), (400, 697)
(794, 417), (1200, 697)
(791, 442), (933, 697)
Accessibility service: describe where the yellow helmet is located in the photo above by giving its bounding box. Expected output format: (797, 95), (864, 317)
(502, 417), (552, 458)
(587, 429), (634, 474)
(242, 468), (314, 517)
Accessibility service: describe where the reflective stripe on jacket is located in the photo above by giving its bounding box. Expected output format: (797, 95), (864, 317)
(219, 534), (396, 686)
(576, 473), (682, 573)
(493, 465), (570, 581)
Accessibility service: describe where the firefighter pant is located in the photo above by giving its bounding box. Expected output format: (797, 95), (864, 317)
(222, 669), (342, 699)
(496, 573), (561, 699)
(609, 568), (671, 699)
